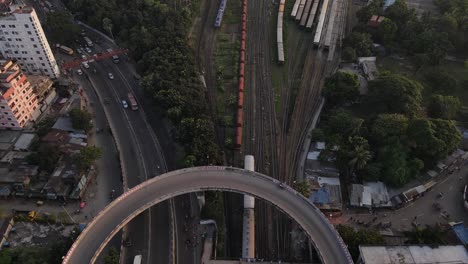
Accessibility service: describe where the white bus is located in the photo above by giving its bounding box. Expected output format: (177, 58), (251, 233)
(133, 255), (142, 264)
(83, 36), (93, 47)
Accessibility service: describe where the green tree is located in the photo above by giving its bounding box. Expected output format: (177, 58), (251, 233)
(337, 225), (385, 261)
(74, 146), (102, 172)
(69, 108), (93, 132)
(343, 32), (374, 57)
(26, 145), (61, 174)
(424, 70), (457, 94)
(311, 128), (325, 141)
(367, 74), (423, 117)
(337, 136), (372, 180)
(384, 0), (413, 30)
(377, 141), (423, 186)
(342, 47), (356, 61)
(407, 118), (461, 164)
(377, 18), (398, 45)
(102, 17), (115, 40)
(371, 114), (409, 144)
(45, 12), (80, 45)
(356, 0), (385, 23)
(428, 95), (461, 119)
(405, 225), (445, 244)
(322, 71), (360, 106)
(293, 181), (312, 197)
(104, 247), (119, 264)
(326, 109), (364, 139)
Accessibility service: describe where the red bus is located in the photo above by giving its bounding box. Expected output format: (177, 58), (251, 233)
(127, 92), (138, 110)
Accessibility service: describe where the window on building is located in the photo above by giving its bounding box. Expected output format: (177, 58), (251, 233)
(4, 32), (8, 35)
(44, 69), (48, 72)
(36, 51), (40, 54)
(0, 25), (4, 28)
(29, 17), (32, 22)
(7, 38), (11, 41)
(13, 51), (18, 54)
(39, 57), (43, 60)
(3, 112), (7, 115)
(21, 51), (27, 54)
(24, 24), (29, 28)
(33, 44), (37, 48)
(30, 38), (34, 41)
(11, 123), (15, 126)
(41, 63), (45, 66)
(11, 25), (15, 28)
(7, 118), (11, 121)
(27, 31), (32, 35)
(0, 106), (4, 109)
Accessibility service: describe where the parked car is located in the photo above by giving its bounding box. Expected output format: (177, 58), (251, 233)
(85, 47), (92, 53)
(82, 62), (89, 69)
(121, 100), (128, 109)
(77, 69), (83, 75)
(108, 73), (114, 80)
(80, 54), (86, 60)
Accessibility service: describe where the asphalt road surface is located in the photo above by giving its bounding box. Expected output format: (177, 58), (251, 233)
(63, 166), (353, 264)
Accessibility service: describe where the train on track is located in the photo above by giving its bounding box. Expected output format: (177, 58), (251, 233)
(214, 0), (227, 28)
(291, 0), (336, 48)
(277, 0), (285, 64)
(235, 0), (248, 148)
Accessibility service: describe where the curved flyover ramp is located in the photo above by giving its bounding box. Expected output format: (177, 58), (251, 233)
(63, 166), (353, 264)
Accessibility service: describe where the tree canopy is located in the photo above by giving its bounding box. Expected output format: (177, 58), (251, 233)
(428, 95), (461, 119)
(367, 74), (423, 117)
(343, 32), (374, 57)
(45, 12), (80, 45)
(69, 109), (93, 132)
(64, 0), (221, 166)
(74, 146), (102, 172)
(337, 225), (385, 261)
(322, 71), (360, 106)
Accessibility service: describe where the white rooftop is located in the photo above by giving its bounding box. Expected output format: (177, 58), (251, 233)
(307, 151), (320, 160)
(359, 245), (468, 264)
(13, 133), (35, 151)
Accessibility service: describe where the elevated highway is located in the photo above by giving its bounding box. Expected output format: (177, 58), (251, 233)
(63, 166), (353, 264)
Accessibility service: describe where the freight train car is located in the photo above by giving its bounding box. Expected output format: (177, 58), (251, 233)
(306, 0), (320, 29)
(277, 0), (285, 64)
(323, 0), (338, 50)
(300, 0), (314, 27)
(313, 0), (330, 46)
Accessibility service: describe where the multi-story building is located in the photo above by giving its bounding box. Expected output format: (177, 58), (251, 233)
(0, 59), (39, 129)
(0, 0), (60, 79)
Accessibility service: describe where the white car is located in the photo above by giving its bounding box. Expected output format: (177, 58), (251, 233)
(85, 47), (92, 53)
(82, 62), (89, 69)
(121, 100), (128, 109)
(80, 54), (86, 60)
(77, 69), (83, 75)
(108, 73), (114, 80)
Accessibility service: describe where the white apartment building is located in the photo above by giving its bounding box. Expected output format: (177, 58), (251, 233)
(0, 0), (60, 79)
(0, 59), (39, 129)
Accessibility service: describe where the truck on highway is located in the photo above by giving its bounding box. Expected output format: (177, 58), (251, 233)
(127, 92), (138, 110)
(56, 44), (74, 55)
(133, 255), (142, 264)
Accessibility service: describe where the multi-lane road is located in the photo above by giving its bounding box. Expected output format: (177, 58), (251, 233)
(63, 166), (353, 264)
(66, 28), (200, 263)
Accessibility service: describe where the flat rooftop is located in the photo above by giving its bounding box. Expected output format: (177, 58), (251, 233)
(359, 245), (468, 264)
